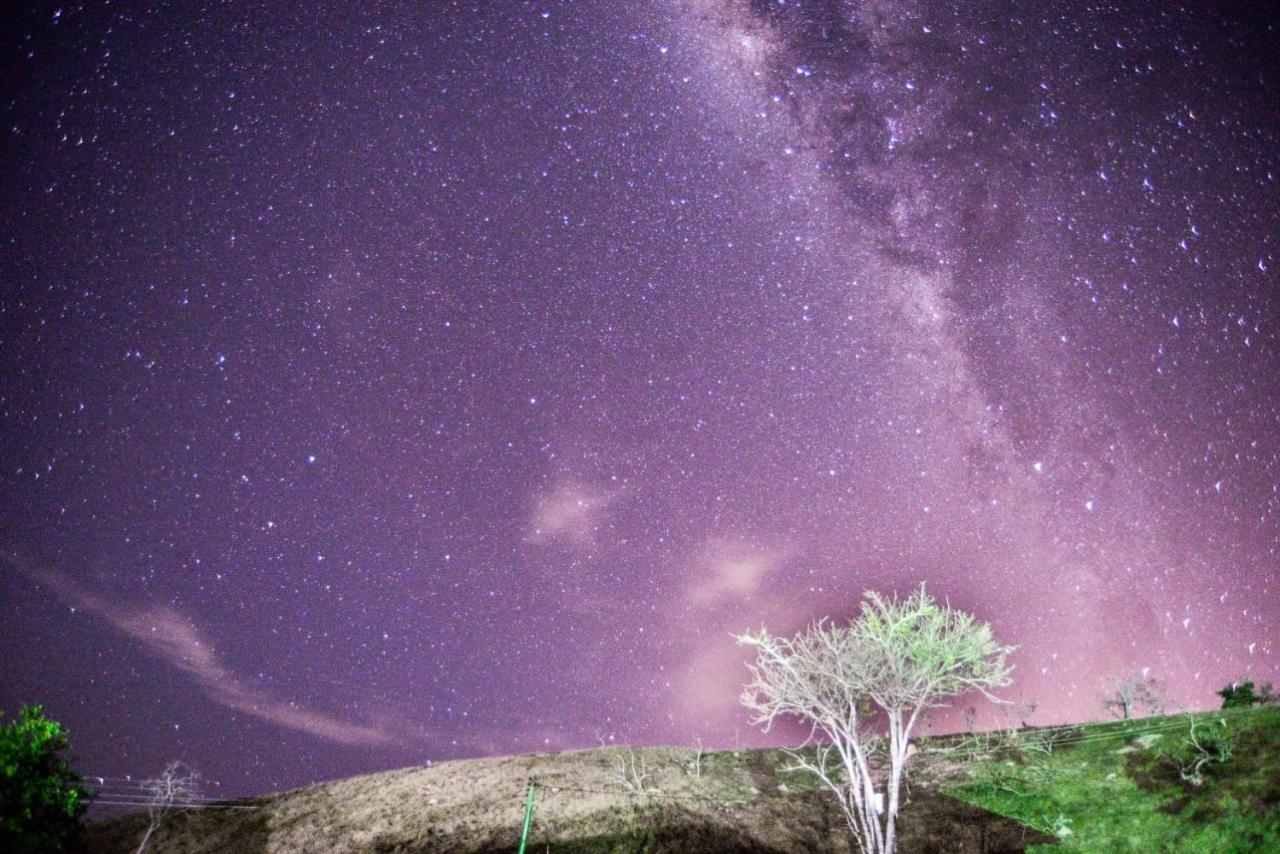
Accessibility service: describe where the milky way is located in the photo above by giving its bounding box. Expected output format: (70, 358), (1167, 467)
(2, 2), (1277, 797)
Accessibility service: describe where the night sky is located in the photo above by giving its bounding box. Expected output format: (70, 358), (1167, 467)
(2, 2), (1278, 798)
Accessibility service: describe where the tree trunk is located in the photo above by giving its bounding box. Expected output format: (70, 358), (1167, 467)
(135, 818), (159, 854)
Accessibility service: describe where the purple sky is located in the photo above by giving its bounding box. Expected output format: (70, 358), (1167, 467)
(2, 2), (1277, 798)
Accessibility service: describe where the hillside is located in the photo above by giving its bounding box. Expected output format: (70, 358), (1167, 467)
(78, 706), (1280, 853)
(949, 704), (1280, 851)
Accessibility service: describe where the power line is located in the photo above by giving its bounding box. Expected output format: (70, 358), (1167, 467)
(90, 804), (262, 814)
(83, 774), (262, 811)
(86, 790), (261, 806)
(921, 711), (1234, 758)
(86, 783), (257, 799)
(88, 776), (237, 785)
(925, 707), (1232, 745)
(89, 782), (254, 796)
(89, 791), (259, 805)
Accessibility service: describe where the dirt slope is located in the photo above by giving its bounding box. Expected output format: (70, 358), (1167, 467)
(79, 744), (1052, 853)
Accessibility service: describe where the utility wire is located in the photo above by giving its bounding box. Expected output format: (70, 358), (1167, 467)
(922, 713), (1232, 757)
(89, 783), (257, 798)
(89, 791), (260, 805)
(91, 800), (261, 810)
(85, 784), (259, 804)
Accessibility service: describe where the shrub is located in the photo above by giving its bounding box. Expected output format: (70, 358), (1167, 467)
(0, 706), (93, 853)
(1218, 681), (1259, 709)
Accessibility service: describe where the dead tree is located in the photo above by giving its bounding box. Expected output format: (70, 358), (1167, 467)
(611, 748), (651, 793)
(689, 736), (704, 778)
(135, 761), (202, 854)
(1102, 674), (1165, 720)
(1168, 717), (1233, 786)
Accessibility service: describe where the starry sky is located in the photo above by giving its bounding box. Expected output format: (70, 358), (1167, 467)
(2, 1), (1278, 798)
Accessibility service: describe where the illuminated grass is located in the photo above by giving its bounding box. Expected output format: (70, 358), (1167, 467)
(947, 705), (1280, 852)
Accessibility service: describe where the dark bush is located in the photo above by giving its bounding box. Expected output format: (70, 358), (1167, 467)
(0, 706), (93, 853)
(1218, 681), (1259, 709)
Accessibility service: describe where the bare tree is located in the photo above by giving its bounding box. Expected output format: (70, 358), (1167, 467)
(135, 761), (201, 854)
(1164, 716), (1233, 786)
(737, 585), (1013, 854)
(688, 736), (704, 778)
(1101, 674), (1165, 720)
(610, 748), (651, 793)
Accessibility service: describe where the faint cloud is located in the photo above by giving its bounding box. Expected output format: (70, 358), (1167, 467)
(686, 538), (789, 606)
(670, 584), (811, 731)
(7, 555), (400, 747)
(526, 480), (617, 548)
(675, 639), (748, 726)
(669, 538), (796, 730)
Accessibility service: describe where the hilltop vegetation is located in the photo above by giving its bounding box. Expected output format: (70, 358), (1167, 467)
(76, 705), (1280, 852)
(948, 704), (1280, 852)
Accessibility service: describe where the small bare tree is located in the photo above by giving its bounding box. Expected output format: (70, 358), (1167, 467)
(610, 748), (651, 793)
(1102, 674), (1165, 720)
(135, 761), (201, 854)
(738, 585), (1013, 854)
(1163, 717), (1233, 787)
(688, 736), (704, 778)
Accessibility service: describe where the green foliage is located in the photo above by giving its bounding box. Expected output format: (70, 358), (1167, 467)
(854, 584), (1016, 707)
(950, 706), (1280, 851)
(738, 584), (1014, 731)
(1219, 681), (1259, 709)
(0, 705), (93, 853)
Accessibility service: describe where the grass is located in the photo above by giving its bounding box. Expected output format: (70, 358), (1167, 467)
(946, 704), (1280, 852)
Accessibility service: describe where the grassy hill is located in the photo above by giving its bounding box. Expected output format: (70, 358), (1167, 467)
(947, 704), (1280, 851)
(78, 706), (1279, 853)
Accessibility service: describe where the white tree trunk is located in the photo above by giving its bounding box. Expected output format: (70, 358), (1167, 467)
(134, 818), (159, 854)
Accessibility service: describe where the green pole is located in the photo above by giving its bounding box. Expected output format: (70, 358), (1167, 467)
(517, 778), (537, 854)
